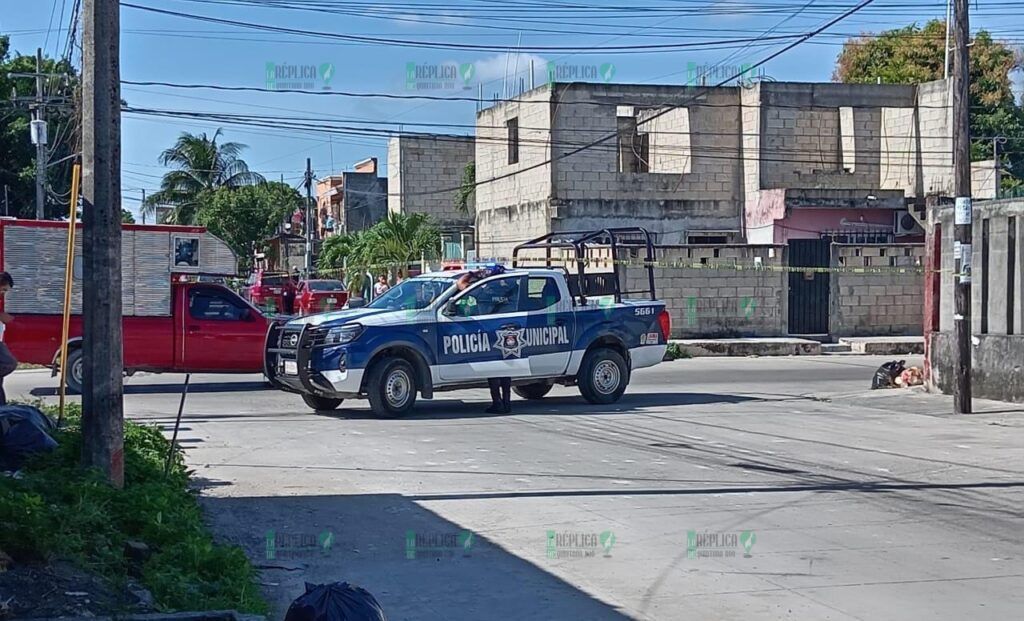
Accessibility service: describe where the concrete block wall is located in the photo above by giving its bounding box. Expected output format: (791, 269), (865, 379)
(387, 134), (474, 226)
(829, 243), (925, 337)
(639, 106), (691, 174)
(927, 198), (1024, 402)
(475, 86), (555, 258)
(624, 244), (787, 337)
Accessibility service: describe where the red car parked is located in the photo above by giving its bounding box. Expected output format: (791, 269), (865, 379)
(297, 279), (348, 314)
(244, 270), (292, 312)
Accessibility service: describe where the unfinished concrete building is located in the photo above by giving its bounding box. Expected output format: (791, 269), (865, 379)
(474, 79), (993, 259)
(387, 134), (475, 260)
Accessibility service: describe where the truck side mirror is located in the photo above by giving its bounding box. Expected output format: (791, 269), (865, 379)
(442, 301), (457, 317)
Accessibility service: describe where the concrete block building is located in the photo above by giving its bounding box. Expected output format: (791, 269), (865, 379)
(316, 157), (388, 236)
(387, 134), (475, 260)
(474, 79), (985, 260)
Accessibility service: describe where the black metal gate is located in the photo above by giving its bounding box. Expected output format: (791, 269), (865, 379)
(788, 238), (831, 335)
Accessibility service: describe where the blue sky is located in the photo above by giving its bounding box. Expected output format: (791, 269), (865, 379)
(3, 0), (1019, 219)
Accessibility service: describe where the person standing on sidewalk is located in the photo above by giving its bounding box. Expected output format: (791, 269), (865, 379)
(0, 272), (17, 405)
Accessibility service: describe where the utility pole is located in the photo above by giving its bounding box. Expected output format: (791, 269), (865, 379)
(81, 0), (125, 486)
(140, 189), (145, 224)
(33, 49), (47, 219)
(952, 0), (972, 414)
(304, 158), (314, 277)
(9, 50), (68, 220)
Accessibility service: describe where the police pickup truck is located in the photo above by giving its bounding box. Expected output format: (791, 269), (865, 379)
(265, 228), (670, 418)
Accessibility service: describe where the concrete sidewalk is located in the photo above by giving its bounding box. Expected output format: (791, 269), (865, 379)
(672, 335), (923, 357)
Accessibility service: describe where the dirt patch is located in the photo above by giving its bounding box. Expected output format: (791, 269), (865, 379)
(0, 560), (153, 619)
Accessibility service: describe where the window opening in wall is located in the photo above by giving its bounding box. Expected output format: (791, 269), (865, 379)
(616, 106), (649, 173)
(981, 218), (990, 334)
(687, 235), (729, 244)
(507, 117), (519, 164)
(1009, 216), (1017, 335)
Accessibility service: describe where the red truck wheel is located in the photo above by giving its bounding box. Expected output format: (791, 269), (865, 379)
(64, 348), (84, 395)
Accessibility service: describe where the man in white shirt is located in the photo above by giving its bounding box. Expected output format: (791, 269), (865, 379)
(0, 272), (16, 405)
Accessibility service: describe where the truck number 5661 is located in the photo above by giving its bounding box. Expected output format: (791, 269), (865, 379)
(635, 307), (655, 316)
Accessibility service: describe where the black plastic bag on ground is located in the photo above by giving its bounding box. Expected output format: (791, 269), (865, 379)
(0, 404), (58, 471)
(285, 582), (387, 621)
(871, 360), (906, 390)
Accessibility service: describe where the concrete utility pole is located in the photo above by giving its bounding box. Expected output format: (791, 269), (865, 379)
(952, 0), (973, 414)
(140, 189), (146, 224)
(81, 0), (125, 486)
(304, 158), (314, 277)
(9, 50), (68, 219)
(33, 49), (46, 219)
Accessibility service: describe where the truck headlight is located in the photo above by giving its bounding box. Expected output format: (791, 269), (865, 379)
(324, 323), (364, 345)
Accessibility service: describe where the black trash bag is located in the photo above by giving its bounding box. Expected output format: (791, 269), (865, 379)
(871, 360), (906, 390)
(285, 582), (387, 621)
(0, 405), (58, 471)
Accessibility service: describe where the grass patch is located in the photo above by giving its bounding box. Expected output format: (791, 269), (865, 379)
(0, 403), (267, 614)
(664, 342), (692, 361)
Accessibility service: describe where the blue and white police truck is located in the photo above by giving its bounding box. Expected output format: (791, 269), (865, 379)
(264, 228), (670, 418)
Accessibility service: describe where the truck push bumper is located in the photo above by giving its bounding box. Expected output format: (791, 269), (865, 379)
(265, 323), (342, 397)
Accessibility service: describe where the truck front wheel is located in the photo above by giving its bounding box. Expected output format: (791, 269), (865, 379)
(578, 348), (628, 405)
(513, 382), (553, 400)
(64, 348), (84, 395)
(366, 357), (418, 418)
(302, 394), (343, 411)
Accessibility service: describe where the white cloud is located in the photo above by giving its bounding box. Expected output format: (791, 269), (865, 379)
(468, 52), (551, 96)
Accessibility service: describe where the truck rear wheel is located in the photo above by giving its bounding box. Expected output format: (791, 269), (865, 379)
(64, 348), (84, 395)
(302, 394), (343, 411)
(367, 357), (417, 418)
(513, 382), (553, 400)
(578, 348), (628, 405)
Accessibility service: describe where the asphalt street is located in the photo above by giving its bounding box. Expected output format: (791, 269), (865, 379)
(8, 355), (1023, 621)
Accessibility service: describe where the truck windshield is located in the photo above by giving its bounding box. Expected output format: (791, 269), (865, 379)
(366, 278), (454, 311)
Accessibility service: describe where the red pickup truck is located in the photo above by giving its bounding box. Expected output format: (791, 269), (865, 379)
(0, 219), (273, 393)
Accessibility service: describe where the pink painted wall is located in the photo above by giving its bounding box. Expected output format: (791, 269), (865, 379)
(772, 209), (905, 244)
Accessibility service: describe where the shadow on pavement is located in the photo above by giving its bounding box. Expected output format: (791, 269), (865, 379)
(30, 381), (273, 397)
(202, 493), (632, 621)
(314, 392), (765, 421)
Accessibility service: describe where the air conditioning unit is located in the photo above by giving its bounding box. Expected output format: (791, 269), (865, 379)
(894, 210), (924, 236)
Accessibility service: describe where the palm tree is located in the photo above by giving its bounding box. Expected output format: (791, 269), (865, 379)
(366, 212), (441, 280)
(143, 129), (265, 224)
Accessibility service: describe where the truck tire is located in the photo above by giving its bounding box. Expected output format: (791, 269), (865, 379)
(513, 382), (553, 400)
(578, 348), (628, 405)
(366, 357), (418, 419)
(302, 394), (343, 411)
(65, 348), (84, 395)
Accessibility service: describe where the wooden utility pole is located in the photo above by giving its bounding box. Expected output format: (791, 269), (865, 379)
(81, 0), (125, 486)
(304, 158), (314, 277)
(952, 0), (973, 414)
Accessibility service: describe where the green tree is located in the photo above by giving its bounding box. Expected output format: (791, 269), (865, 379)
(144, 129), (265, 224)
(0, 35), (79, 219)
(194, 182), (300, 271)
(317, 212), (441, 288)
(121, 209), (135, 224)
(454, 161), (475, 214)
(835, 20), (1024, 190)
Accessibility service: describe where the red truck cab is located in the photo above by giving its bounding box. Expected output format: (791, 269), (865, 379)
(0, 219), (276, 393)
(4, 279), (271, 393)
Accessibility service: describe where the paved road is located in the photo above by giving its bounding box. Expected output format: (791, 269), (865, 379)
(8, 356), (1024, 621)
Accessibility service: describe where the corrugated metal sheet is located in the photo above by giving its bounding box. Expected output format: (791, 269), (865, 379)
(2, 224), (237, 317)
